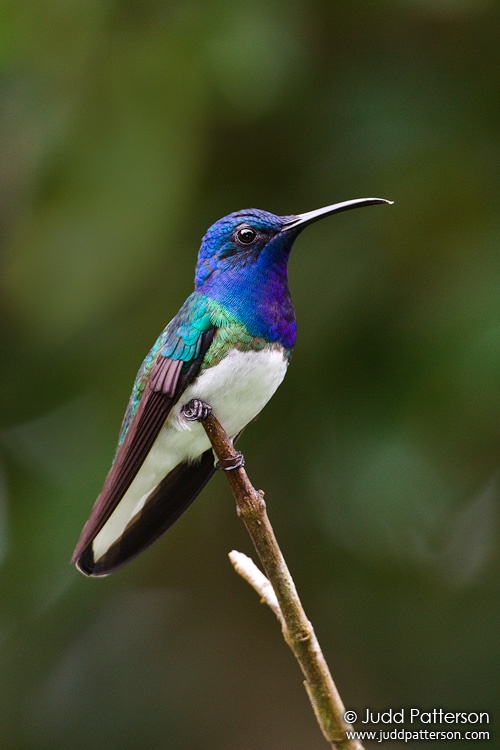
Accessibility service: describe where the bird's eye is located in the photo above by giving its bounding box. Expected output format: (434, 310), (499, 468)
(236, 226), (257, 245)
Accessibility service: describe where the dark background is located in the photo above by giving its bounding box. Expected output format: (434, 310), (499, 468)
(0, 1), (498, 748)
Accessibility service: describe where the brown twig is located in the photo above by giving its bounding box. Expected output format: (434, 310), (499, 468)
(182, 399), (364, 750)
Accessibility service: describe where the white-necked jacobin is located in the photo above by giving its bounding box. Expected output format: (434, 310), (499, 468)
(73, 197), (391, 576)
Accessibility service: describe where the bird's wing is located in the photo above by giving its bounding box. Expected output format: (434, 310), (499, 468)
(72, 293), (216, 573)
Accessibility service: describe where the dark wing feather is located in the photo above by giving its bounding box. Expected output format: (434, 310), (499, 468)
(71, 325), (214, 567)
(76, 448), (218, 576)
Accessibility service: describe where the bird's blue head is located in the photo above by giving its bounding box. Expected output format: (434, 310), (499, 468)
(194, 208), (291, 287)
(194, 198), (391, 347)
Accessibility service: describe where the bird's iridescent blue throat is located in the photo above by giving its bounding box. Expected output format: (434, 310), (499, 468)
(71, 196), (392, 577)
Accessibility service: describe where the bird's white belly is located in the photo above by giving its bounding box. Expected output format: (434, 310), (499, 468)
(173, 346), (288, 440)
(92, 347), (287, 561)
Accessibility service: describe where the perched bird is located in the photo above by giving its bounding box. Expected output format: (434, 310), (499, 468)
(73, 198), (391, 576)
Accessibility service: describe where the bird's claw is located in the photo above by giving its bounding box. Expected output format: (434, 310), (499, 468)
(216, 452), (245, 471)
(182, 399), (212, 422)
(182, 399), (244, 470)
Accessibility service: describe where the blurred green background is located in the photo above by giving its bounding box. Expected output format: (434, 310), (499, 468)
(0, 1), (499, 748)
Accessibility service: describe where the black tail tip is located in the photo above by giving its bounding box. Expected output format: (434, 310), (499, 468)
(74, 547), (109, 578)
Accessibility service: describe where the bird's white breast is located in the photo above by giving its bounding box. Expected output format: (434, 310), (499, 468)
(172, 346), (288, 441)
(92, 347), (288, 561)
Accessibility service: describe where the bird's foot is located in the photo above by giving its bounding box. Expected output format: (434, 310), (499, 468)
(182, 399), (245, 471)
(216, 452), (245, 472)
(182, 399), (212, 421)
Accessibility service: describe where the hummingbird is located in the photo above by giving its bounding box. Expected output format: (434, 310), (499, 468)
(72, 197), (391, 576)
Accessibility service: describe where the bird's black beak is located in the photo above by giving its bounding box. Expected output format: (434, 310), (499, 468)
(282, 197), (393, 231)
